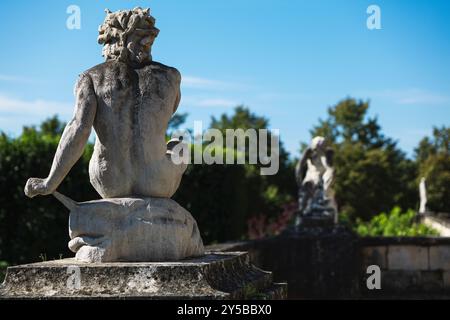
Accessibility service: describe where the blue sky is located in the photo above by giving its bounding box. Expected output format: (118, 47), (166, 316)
(0, 0), (449, 158)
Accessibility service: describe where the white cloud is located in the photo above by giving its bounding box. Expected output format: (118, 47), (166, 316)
(0, 74), (36, 84)
(182, 75), (247, 91)
(182, 76), (223, 89)
(0, 94), (72, 118)
(372, 88), (450, 105)
(196, 98), (239, 108)
(180, 75), (247, 108)
(181, 95), (239, 108)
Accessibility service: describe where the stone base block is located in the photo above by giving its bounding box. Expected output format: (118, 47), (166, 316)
(67, 197), (204, 262)
(0, 252), (286, 300)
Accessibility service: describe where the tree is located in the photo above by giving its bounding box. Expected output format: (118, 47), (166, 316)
(211, 106), (269, 131)
(415, 126), (450, 213)
(0, 116), (97, 265)
(210, 106), (296, 212)
(167, 112), (188, 135)
(174, 106), (297, 242)
(307, 98), (416, 221)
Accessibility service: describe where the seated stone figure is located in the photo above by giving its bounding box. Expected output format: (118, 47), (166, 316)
(24, 7), (204, 263)
(295, 136), (337, 226)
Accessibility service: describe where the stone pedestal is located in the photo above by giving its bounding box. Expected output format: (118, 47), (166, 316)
(278, 225), (360, 298)
(295, 215), (335, 229)
(0, 252), (286, 300)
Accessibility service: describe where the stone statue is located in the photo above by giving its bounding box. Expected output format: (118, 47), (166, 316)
(419, 177), (427, 214)
(23, 7), (204, 262)
(295, 136), (337, 225)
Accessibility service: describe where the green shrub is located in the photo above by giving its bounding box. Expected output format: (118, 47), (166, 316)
(0, 119), (98, 265)
(0, 261), (8, 283)
(354, 207), (438, 237)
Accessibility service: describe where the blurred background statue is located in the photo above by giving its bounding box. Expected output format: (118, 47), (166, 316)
(419, 177), (427, 214)
(295, 136), (337, 226)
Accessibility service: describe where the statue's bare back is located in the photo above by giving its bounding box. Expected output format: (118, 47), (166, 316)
(87, 60), (185, 198)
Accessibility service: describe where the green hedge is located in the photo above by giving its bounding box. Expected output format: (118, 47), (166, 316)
(0, 121), (296, 265)
(354, 207), (438, 237)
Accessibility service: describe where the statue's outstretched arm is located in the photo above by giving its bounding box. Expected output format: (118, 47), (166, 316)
(24, 74), (97, 198)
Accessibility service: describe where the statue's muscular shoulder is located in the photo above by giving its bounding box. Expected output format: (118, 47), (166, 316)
(79, 60), (181, 91)
(148, 61), (181, 82)
(144, 61), (181, 90)
(81, 61), (131, 88)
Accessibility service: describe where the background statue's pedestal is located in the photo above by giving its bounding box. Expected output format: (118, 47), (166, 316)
(277, 222), (360, 298)
(0, 252), (286, 300)
(207, 223), (361, 298)
(295, 215), (335, 229)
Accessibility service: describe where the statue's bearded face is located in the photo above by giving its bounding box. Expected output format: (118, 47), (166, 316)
(141, 35), (155, 51)
(126, 34), (156, 64)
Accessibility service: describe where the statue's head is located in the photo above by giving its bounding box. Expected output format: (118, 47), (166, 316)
(311, 136), (326, 151)
(98, 7), (159, 65)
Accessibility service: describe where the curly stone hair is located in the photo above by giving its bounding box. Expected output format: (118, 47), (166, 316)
(98, 7), (160, 64)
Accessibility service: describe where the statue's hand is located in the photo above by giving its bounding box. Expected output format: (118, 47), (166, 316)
(24, 178), (52, 198)
(166, 137), (184, 156)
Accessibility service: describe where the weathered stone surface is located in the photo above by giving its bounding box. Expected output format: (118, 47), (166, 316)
(381, 271), (443, 293)
(443, 271), (450, 288)
(0, 252), (286, 300)
(429, 245), (450, 270)
(388, 245), (428, 271)
(68, 197), (204, 263)
(362, 246), (387, 269)
(420, 271), (444, 291)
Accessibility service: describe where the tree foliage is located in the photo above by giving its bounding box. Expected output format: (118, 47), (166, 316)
(167, 112), (188, 135)
(175, 106), (296, 243)
(0, 116), (98, 264)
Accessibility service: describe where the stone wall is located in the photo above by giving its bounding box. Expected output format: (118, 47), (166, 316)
(208, 227), (362, 299)
(208, 234), (450, 299)
(360, 237), (450, 297)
